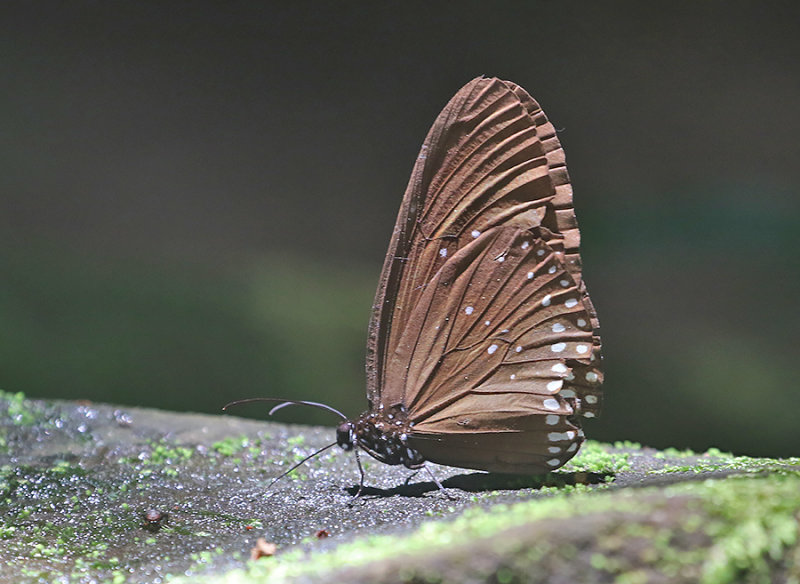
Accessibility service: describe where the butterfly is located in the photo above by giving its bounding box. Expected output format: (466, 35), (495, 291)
(227, 76), (602, 491)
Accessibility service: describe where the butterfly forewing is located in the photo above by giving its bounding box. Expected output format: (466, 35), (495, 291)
(364, 77), (602, 474)
(368, 79), (556, 403)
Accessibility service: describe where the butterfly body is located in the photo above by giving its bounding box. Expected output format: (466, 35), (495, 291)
(229, 76), (603, 486)
(337, 406), (425, 469)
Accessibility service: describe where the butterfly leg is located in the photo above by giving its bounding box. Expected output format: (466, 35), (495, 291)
(423, 464), (456, 500)
(351, 448), (366, 500)
(403, 469), (420, 486)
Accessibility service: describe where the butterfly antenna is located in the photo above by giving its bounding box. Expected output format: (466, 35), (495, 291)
(223, 397), (347, 421)
(266, 441), (338, 489)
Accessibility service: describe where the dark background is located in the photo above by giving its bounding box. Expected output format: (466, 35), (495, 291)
(2, 2), (798, 457)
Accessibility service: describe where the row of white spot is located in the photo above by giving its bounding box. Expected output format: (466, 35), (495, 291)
(439, 228), (506, 255)
(493, 341), (590, 356)
(544, 394), (598, 415)
(483, 337), (593, 360)
(546, 431), (581, 465)
(529, 265), (558, 278)
(541, 295), (579, 308)
(444, 231), (550, 265)
(506, 366), (598, 384)
(529, 266), (558, 281)
(507, 354), (601, 418)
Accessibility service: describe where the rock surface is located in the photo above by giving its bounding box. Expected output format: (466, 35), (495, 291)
(1, 391), (798, 583)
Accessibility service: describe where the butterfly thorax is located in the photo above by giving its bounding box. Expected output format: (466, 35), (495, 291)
(336, 404), (425, 469)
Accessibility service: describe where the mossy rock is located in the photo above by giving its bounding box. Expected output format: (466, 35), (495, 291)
(1, 391), (798, 584)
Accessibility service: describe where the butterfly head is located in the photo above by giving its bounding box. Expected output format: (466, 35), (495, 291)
(336, 420), (356, 451)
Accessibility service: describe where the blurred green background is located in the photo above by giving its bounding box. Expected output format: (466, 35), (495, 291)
(2, 2), (798, 457)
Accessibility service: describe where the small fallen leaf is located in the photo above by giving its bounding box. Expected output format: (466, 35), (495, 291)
(251, 538), (277, 560)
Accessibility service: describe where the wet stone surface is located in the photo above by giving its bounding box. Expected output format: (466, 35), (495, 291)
(1, 391), (798, 584)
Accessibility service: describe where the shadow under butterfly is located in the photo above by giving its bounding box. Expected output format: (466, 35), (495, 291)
(226, 76), (604, 497)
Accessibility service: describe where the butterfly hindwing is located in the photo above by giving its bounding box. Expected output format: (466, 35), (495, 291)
(380, 225), (598, 472)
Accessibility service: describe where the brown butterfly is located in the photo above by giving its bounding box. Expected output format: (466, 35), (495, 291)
(227, 76), (602, 491)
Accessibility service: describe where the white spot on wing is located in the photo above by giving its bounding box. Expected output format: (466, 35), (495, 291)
(439, 248), (448, 258)
(537, 249), (545, 257)
(509, 373), (516, 380)
(577, 318), (587, 327)
(471, 229), (481, 239)
(548, 446), (561, 453)
(551, 363), (568, 373)
(551, 342), (566, 353)
(560, 389), (576, 398)
(585, 394), (598, 404)
(567, 442), (578, 453)
(560, 280), (569, 287)
(547, 458), (561, 467)
(546, 380), (563, 392)
(484, 320), (491, 326)
(464, 306), (474, 315)
(542, 294), (552, 307)
(527, 271), (534, 280)
(545, 414), (559, 426)
(565, 298), (578, 308)
(548, 265), (557, 274)
(487, 344), (498, 355)
(543, 398), (560, 411)
(586, 371), (599, 383)
(583, 412), (596, 418)
(552, 323), (566, 333)
(576, 344), (589, 354)
(515, 345), (522, 353)
(521, 241), (530, 250)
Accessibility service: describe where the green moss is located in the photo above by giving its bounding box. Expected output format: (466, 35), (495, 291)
(179, 473), (800, 584)
(564, 440), (632, 474)
(612, 440), (644, 450)
(149, 442), (193, 465)
(695, 476), (800, 583)
(650, 453), (800, 476)
(653, 446), (734, 460)
(117, 438), (195, 474)
(0, 390), (37, 426)
(3, 390), (797, 584)
(286, 434), (305, 447)
(212, 435), (263, 457)
(0, 461), (143, 579)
